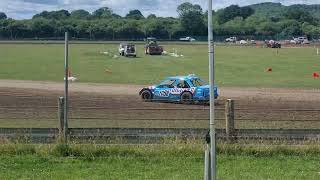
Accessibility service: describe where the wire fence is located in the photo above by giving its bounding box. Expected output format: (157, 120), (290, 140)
(0, 95), (319, 130)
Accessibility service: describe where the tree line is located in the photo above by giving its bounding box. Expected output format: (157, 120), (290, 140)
(0, 2), (319, 40)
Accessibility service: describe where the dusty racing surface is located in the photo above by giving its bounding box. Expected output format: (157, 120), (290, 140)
(0, 80), (319, 129)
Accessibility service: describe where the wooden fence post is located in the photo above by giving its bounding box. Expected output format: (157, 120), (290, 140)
(58, 97), (66, 142)
(225, 99), (235, 141)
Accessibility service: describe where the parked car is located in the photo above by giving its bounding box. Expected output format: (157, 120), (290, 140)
(291, 36), (309, 44)
(239, 40), (248, 44)
(290, 39), (297, 44)
(179, 36), (196, 42)
(139, 74), (218, 104)
(298, 37), (308, 44)
(302, 39), (310, 44)
(119, 43), (137, 57)
(225, 37), (237, 43)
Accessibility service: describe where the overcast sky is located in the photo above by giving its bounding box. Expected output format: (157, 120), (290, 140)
(0, 0), (319, 19)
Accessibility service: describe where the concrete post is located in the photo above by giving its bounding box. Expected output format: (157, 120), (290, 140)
(225, 99), (235, 141)
(58, 97), (66, 142)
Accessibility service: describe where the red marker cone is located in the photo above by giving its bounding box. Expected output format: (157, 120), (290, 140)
(313, 72), (319, 78)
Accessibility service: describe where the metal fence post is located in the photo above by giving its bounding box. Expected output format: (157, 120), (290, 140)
(58, 97), (66, 142)
(225, 99), (235, 141)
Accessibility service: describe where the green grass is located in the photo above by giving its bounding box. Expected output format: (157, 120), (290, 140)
(0, 43), (320, 88)
(1, 154), (319, 179)
(0, 144), (319, 179)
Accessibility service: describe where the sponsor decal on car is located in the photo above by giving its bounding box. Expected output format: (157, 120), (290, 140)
(170, 88), (196, 94)
(155, 88), (196, 97)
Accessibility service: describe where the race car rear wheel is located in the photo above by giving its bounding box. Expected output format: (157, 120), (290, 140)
(141, 90), (152, 102)
(180, 92), (193, 104)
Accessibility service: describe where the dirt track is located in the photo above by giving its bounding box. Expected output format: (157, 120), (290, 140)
(1, 80), (320, 101)
(0, 80), (319, 129)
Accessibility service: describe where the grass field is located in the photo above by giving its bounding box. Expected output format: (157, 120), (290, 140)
(0, 144), (319, 179)
(1, 43), (320, 88)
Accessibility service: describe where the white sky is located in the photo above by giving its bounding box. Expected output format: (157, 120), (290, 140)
(0, 0), (319, 19)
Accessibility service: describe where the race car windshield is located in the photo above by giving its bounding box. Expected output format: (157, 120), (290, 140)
(191, 79), (205, 87)
(160, 79), (175, 86)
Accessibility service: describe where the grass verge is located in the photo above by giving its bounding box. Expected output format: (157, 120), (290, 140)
(1, 44), (320, 88)
(0, 143), (319, 179)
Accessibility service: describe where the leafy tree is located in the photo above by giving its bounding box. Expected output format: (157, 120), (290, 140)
(147, 14), (157, 19)
(126, 10), (144, 20)
(145, 19), (169, 38)
(240, 7), (255, 19)
(71, 10), (90, 19)
(30, 18), (55, 37)
(74, 20), (90, 38)
(217, 5), (254, 24)
(92, 7), (113, 19)
(112, 13), (122, 19)
(281, 25), (302, 37)
(0, 12), (7, 20)
(0, 3), (320, 41)
(33, 10), (70, 20)
(177, 2), (206, 35)
(256, 21), (282, 36)
(6, 20), (30, 39)
(217, 5), (241, 24)
(284, 7), (314, 24)
(177, 2), (202, 16)
(116, 20), (144, 39)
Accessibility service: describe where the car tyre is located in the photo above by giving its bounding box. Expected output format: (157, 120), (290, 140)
(180, 92), (193, 104)
(141, 90), (152, 102)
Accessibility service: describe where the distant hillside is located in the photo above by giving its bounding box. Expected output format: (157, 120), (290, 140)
(290, 4), (320, 19)
(247, 2), (320, 19)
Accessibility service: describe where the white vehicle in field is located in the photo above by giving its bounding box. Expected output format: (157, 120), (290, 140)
(291, 36), (309, 44)
(290, 39), (297, 44)
(225, 36), (237, 43)
(239, 40), (248, 44)
(119, 43), (137, 57)
(179, 36), (196, 42)
(302, 39), (310, 44)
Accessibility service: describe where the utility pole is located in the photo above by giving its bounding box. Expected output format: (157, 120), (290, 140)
(64, 32), (69, 142)
(205, 0), (216, 179)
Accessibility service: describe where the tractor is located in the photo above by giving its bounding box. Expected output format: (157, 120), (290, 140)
(145, 37), (163, 55)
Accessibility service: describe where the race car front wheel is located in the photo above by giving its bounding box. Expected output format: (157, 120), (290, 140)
(141, 90), (152, 102)
(180, 92), (193, 104)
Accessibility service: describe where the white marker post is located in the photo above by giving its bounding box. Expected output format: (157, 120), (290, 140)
(208, 0), (216, 180)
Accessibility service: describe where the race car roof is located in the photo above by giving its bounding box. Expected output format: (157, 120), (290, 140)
(167, 75), (200, 80)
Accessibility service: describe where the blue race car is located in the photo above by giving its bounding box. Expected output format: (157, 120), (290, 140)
(139, 74), (218, 104)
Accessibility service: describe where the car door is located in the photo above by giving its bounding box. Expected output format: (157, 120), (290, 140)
(169, 80), (192, 100)
(153, 79), (176, 101)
